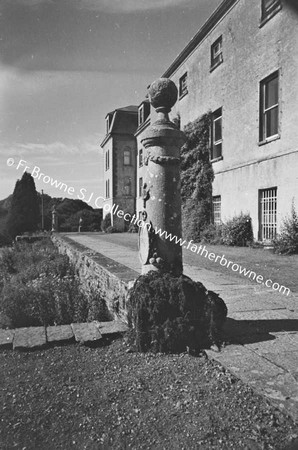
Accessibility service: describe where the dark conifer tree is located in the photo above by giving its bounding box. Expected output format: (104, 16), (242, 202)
(6, 172), (40, 238)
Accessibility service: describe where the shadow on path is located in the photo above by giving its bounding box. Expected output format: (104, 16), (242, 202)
(224, 318), (298, 345)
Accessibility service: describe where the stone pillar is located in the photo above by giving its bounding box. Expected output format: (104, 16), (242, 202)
(139, 78), (186, 276)
(78, 217), (83, 233)
(51, 206), (58, 232)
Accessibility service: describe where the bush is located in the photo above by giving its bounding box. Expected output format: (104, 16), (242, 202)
(200, 224), (223, 245)
(106, 225), (117, 233)
(101, 213), (111, 232)
(127, 271), (227, 353)
(0, 239), (109, 328)
(274, 203), (298, 254)
(221, 214), (253, 246)
(128, 222), (139, 233)
(0, 232), (12, 248)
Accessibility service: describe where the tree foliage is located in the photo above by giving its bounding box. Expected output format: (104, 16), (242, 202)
(6, 172), (40, 238)
(181, 112), (214, 240)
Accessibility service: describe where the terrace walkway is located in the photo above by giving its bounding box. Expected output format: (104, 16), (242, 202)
(64, 232), (298, 423)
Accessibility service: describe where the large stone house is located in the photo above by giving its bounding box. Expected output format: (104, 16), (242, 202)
(103, 0), (298, 241)
(100, 106), (138, 231)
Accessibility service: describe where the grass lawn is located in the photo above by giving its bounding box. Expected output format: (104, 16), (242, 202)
(184, 244), (298, 293)
(1, 339), (298, 450)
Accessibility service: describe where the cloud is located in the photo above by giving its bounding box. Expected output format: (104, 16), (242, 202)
(0, 133), (104, 160)
(77, 0), (191, 13)
(3, 0), (193, 14)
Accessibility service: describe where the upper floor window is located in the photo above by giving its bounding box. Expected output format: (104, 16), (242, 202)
(261, 0), (281, 22)
(210, 36), (223, 71)
(259, 71), (279, 142)
(139, 148), (143, 167)
(211, 108), (223, 161)
(124, 147), (131, 166)
(179, 72), (188, 99)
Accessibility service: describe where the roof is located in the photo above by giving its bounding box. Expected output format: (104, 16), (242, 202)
(106, 105), (138, 117)
(162, 0), (238, 78)
(101, 105), (138, 147)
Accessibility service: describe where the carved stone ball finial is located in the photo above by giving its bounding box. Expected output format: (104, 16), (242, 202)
(148, 78), (178, 114)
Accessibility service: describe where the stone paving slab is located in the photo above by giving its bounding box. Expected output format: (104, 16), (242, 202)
(206, 345), (285, 383)
(71, 322), (102, 344)
(264, 352), (298, 378)
(96, 320), (128, 335)
(13, 327), (47, 350)
(46, 325), (74, 343)
(242, 333), (298, 354)
(0, 329), (15, 348)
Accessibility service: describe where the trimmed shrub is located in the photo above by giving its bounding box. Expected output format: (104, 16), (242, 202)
(221, 214), (253, 246)
(127, 271), (227, 354)
(274, 203), (298, 254)
(101, 213), (111, 232)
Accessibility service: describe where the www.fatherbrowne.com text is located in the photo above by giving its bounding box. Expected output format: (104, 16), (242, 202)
(7, 158), (290, 296)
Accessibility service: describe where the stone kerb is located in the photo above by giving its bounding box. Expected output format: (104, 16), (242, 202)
(51, 234), (138, 322)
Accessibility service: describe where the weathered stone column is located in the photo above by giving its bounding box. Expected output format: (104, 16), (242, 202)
(51, 206), (58, 232)
(139, 78), (186, 276)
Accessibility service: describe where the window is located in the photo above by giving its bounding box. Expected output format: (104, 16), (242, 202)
(138, 105), (145, 125)
(124, 147), (131, 166)
(260, 71), (279, 142)
(105, 179), (110, 198)
(259, 187), (277, 241)
(139, 177), (143, 198)
(106, 116), (110, 133)
(261, 0), (281, 21)
(212, 196), (221, 225)
(105, 150), (110, 171)
(211, 108), (223, 160)
(124, 177), (132, 196)
(138, 102), (150, 126)
(211, 36), (223, 71)
(179, 72), (188, 98)
(139, 148), (143, 167)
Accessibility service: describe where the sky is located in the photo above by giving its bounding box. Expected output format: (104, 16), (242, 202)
(0, 0), (221, 208)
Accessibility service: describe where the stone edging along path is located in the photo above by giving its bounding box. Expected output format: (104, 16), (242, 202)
(0, 321), (128, 350)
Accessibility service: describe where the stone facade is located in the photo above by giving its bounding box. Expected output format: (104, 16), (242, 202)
(135, 0), (298, 242)
(101, 106), (138, 231)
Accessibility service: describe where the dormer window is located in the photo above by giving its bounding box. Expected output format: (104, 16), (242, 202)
(261, 0), (281, 23)
(139, 105), (145, 126)
(138, 102), (150, 127)
(106, 116), (110, 133)
(210, 36), (223, 71)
